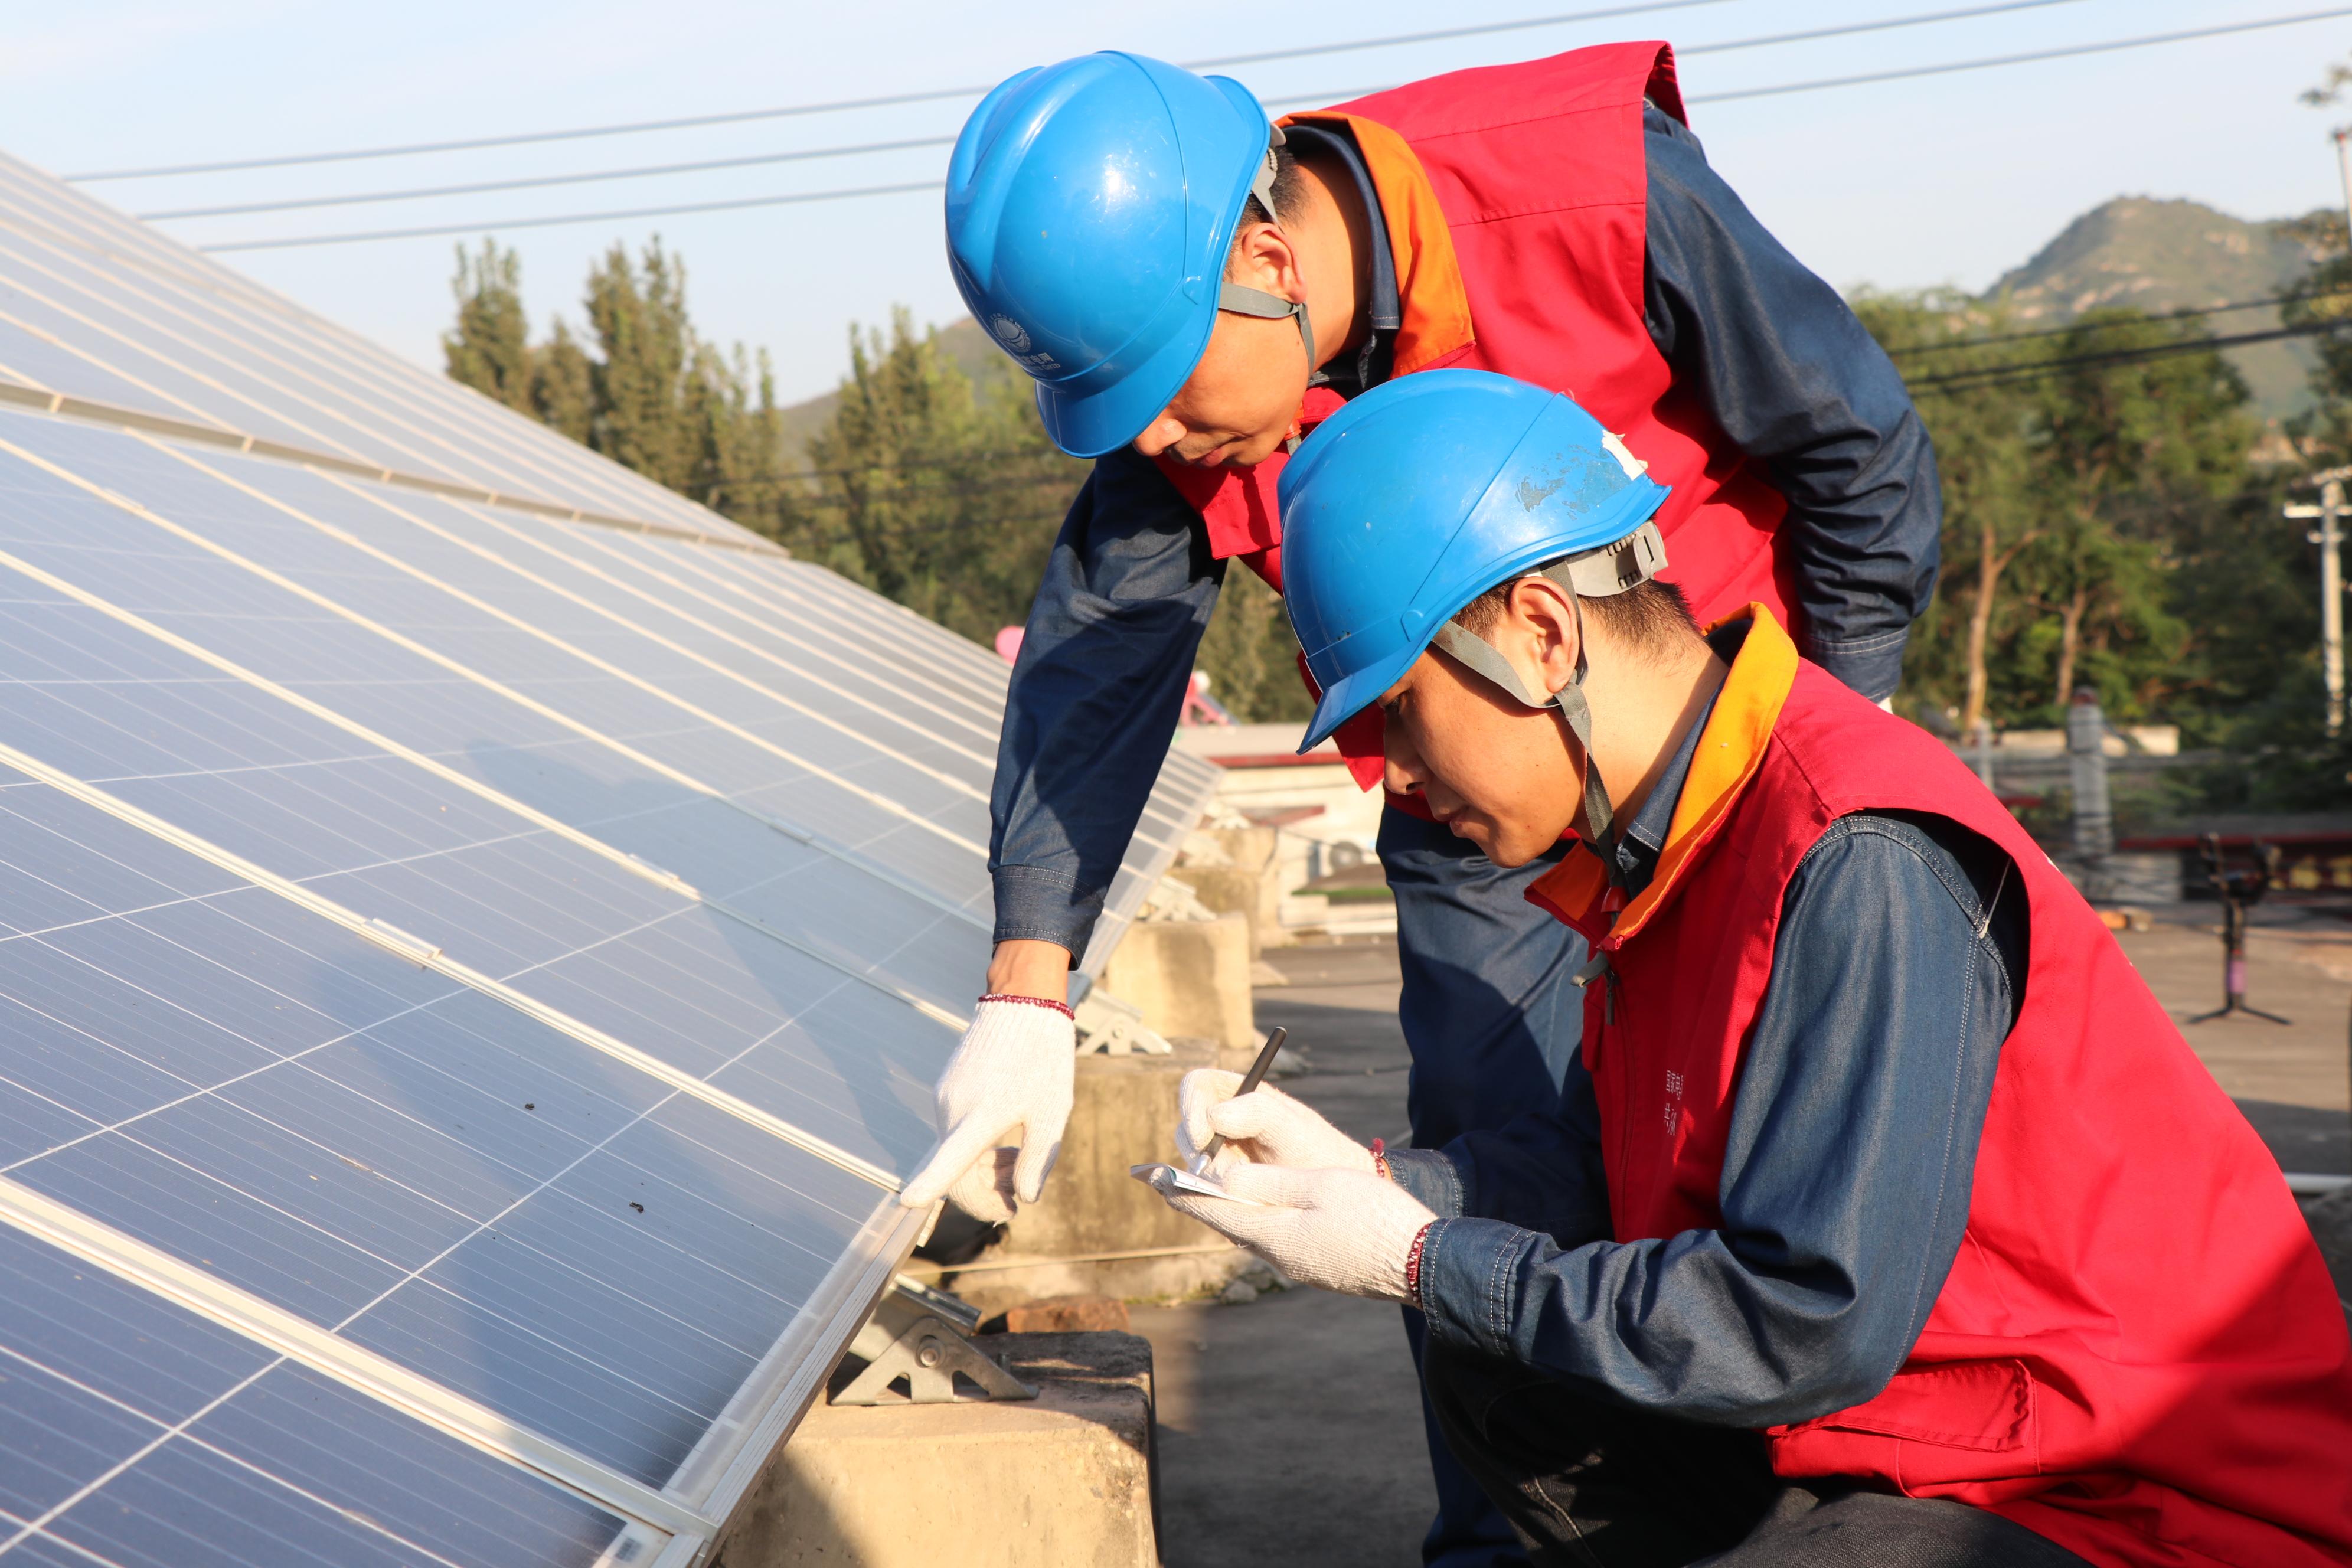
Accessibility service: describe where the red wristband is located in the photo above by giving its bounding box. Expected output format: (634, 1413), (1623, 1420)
(978, 992), (1074, 1021)
(1370, 1137), (1392, 1181)
(1404, 1221), (1433, 1308)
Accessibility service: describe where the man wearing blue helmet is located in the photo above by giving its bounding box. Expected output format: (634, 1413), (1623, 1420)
(1146, 371), (2352, 1568)
(908, 41), (1942, 1565)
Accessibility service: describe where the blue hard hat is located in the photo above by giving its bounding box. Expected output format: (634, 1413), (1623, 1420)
(1278, 370), (1672, 752)
(945, 53), (1276, 458)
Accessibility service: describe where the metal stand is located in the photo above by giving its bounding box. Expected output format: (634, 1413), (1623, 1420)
(831, 1275), (1038, 1407)
(1070, 979), (1172, 1056)
(2190, 834), (2289, 1025)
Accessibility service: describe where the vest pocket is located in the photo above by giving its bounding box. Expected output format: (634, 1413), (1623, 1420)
(1789, 1358), (2036, 1454)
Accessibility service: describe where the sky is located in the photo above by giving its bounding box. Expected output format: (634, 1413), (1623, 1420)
(6, 0), (2352, 408)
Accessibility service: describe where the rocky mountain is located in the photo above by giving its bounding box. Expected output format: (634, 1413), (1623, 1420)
(1987, 196), (2334, 418)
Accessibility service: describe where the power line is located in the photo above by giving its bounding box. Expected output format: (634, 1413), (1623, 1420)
(1887, 285), (2352, 357)
(192, 6), (2352, 254)
(1906, 320), (2347, 396)
(1309, 3), (2352, 109)
(142, 0), (2091, 226)
(1185, 0), (1740, 70)
(68, 87), (995, 185)
(137, 136), (957, 223)
(1690, 5), (2352, 104)
(199, 181), (943, 252)
(67, 0), (1742, 184)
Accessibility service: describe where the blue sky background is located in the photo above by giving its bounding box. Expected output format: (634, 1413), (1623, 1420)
(6, 0), (2351, 406)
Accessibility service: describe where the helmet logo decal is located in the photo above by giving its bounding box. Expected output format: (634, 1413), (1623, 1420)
(989, 312), (1062, 374)
(989, 313), (1033, 353)
(1602, 431), (1650, 480)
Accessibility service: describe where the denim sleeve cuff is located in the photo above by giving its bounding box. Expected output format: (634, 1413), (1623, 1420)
(989, 864), (1103, 959)
(1384, 1148), (1466, 1218)
(1802, 628), (1908, 703)
(1416, 1216), (1539, 1361)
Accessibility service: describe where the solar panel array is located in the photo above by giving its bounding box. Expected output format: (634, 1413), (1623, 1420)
(0, 150), (1221, 1566)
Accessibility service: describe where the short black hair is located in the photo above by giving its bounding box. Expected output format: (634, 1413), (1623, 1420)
(1226, 145), (1305, 266)
(1453, 572), (1699, 658)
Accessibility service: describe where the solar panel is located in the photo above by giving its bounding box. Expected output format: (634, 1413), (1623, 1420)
(0, 160), (733, 541)
(0, 1221), (654, 1568)
(0, 148), (1223, 1563)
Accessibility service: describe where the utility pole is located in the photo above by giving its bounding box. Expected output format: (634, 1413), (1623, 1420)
(2285, 466), (2352, 735)
(2337, 126), (2352, 240)
(2067, 685), (2113, 900)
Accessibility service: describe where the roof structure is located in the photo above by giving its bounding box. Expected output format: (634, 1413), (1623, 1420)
(0, 150), (1219, 1566)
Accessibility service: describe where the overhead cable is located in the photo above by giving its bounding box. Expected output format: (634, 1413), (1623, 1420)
(1689, 5), (2352, 103)
(1305, 4), (2352, 110)
(1905, 321), (2346, 396)
(192, 6), (2352, 254)
(145, 0), (2093, 223)
(69, 0), (1745, 184)
(138, 137), (957, 223)
(1888, 284), (2352, 356)
(198, 182), (944, 251)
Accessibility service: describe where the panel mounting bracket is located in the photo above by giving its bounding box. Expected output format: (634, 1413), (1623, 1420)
(1073, 986), (1171, 1056)
(830, 1276), (1037, 1406)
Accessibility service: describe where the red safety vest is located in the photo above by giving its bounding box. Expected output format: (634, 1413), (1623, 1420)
(1528, 609), (2352, 1568)
(1159, 40), (1795, 784)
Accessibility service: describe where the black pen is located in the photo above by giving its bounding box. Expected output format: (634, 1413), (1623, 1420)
(1195, 1025), (1288, 1167)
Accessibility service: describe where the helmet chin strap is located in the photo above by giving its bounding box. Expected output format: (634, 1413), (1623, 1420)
(1422, 524), (1669, 890)
(1429, 604), (1620, 888)
(1216, 133), (1317, 373)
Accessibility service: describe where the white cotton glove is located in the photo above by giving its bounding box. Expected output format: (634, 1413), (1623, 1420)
(1144, 1162), (1436, 1304)
(899, 997), (1075, 1224)
(1175, 1070), (1377, 1178)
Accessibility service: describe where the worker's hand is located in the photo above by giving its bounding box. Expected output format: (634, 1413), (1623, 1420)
(1144, 1162), (1435, 1304)
(1176, 1069), (1377, 1178)
(899, 997), (1076, 1223)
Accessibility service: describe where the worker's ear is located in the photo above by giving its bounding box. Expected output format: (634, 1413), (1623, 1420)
(1226, 220), (1304, 303)
(1504, 575), (1583, 699)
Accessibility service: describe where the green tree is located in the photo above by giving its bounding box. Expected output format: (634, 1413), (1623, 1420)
(439, 237), (786, 535)
(533, 319), (596, 445)
(1859, 292), (2263, 738)
(582, 240), (698, 490)
(1195, 567), (1314, 724)
(578, 240), (787, 524)
(1854, 289), (2046, 734)
(2021, 311), (2249, 718)
(786, 311), (1084, 644)
(442, 241), (533, 413)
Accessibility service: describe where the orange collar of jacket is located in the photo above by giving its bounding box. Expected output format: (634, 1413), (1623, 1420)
(1276, 111), (1476, 375)
(1527, 606), (1800, 941)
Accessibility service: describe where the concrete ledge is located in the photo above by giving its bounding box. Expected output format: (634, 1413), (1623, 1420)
(1177, 826), (1284, 955)
(713, 1332), (1157, 1568)
(1100, 914), (1256, 1051)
